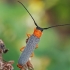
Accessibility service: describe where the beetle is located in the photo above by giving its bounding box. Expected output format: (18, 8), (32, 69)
(17, 1), (70, 70)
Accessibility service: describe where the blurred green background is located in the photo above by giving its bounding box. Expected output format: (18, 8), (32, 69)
(0, 0), (70, 70)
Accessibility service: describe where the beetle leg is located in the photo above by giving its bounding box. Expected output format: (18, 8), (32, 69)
(20, 47), (25, 52)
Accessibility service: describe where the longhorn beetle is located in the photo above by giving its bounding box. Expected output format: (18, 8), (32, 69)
(17, 1), (70, 70)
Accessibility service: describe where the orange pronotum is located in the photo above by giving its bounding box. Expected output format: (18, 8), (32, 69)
(33, 28), (42, 38)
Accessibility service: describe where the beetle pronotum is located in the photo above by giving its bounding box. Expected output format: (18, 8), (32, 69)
(17, 1), (70, 70)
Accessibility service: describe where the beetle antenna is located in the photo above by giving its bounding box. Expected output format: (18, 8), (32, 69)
(43, 24), (70, 30)
(18, 1), (38, 27)
(18, 1), (70, 31)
